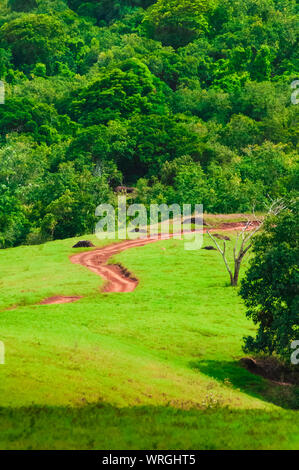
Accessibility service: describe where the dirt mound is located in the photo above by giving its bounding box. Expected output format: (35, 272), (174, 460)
(183, 217), (207, 225)
(72, 240), (95, 248)
(214, 233), (231, 241)
(130, 228), (147, 233)
(240, 357), (299, 385)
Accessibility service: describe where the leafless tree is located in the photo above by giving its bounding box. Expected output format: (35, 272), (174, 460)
(207, 199), (288, 287)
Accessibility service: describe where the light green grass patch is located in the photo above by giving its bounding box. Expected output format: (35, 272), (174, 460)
(0, 233), (298, 449)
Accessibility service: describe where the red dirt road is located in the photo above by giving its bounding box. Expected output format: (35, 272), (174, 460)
(70, 222), (258, 294)
(70, 234), (176, 293)
(41, 222), (259, 304)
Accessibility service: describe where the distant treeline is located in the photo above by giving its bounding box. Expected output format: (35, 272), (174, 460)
(0, 0), (298, 247)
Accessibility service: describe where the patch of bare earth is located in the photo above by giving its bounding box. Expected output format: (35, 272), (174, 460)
(240, 357), (299, 386)
(4, 220), (262, 307)
(40, 296), (82, 305)
(37, 220), (260, 304)
(69, 221), (259, 294)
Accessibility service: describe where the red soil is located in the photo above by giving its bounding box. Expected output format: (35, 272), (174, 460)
(70, 236), (167, 293)
(40, 221), (258, 304)
(70, 222), (257, 294)
(40, 296), (82, 305)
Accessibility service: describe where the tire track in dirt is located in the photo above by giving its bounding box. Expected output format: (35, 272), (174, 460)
(70, 233), (175, 293)
(40, 222), (258, 304)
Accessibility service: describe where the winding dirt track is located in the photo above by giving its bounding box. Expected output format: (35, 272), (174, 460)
(70, 222), (258, 294)
(40, 222), (258, 304)
(70, 233), (182, 293)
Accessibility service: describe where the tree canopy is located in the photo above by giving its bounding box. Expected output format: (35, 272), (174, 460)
(0, 0), (297, 246)
(240, 202), (299, 362)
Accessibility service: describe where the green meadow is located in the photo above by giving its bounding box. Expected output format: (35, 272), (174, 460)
(0, 233), (298, 450)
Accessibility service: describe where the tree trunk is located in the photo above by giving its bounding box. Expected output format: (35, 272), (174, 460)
(231, 259), (241, 286)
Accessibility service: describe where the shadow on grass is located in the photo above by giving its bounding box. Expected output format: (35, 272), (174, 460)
(0, 402), (298, 450)
(190, 360), (299, 410)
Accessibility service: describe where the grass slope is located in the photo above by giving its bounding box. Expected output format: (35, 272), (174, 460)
(0, 232), (298, 449)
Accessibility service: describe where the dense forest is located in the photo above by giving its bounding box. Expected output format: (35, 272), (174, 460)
(0, 0), (298, 247)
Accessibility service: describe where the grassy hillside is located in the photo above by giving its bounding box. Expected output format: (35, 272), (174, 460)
(0, 232), (298, 449)
(0, 0), (298, 248)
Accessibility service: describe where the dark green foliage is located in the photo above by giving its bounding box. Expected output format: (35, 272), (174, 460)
(69, 59), (169, 125)
(240, 203), (299, 362)
(143, 0), (216, 48)
(0, 0), (298, 247)
(67, 0), (155, 24)
(0, 14), (67, 72)
(8, 0), (37, 12)
(0, 185), (30, 248)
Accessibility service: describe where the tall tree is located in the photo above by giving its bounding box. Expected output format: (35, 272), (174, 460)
(143, 0), (216, 48)
(240, 201), (299, 362)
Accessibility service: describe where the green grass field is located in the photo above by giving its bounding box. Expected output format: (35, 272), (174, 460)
(0, 232), (298, 449)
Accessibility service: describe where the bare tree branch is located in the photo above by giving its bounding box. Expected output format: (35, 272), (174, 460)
(206, 199), (288, 286)
(207, 231), (233, 284)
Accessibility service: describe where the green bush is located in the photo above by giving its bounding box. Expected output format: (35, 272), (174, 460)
(240, 202), (299, 363)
